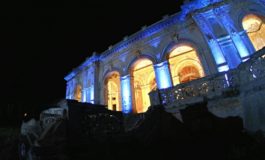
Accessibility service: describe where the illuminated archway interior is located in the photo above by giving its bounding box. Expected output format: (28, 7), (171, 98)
(243, 14), (265, 51)
(131, 58), (157, 113)
(168, 45), (205, 86)
(104, 72), (121, 111)
(74, 84), (82, 102)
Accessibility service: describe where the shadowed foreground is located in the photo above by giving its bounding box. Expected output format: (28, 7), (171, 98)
(1, 102), (265, 160)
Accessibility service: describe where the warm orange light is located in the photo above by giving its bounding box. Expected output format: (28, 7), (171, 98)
(131, 58), (156, 113)
(105, 72), (121, 111)
(168, 45), (204, 86)
(243, 14), (265, 51)
(75, 85), (82, 102)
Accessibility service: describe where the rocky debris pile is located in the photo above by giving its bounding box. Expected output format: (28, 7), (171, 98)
(30, 119), (68, 160)
(128, 103), (265, 160)
(15, 100), (265, 160)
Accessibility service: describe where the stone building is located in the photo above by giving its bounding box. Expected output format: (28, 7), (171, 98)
(64, 0), (265, 119)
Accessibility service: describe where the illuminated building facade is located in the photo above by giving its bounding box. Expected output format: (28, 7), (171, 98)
(64, 0), (265, 115)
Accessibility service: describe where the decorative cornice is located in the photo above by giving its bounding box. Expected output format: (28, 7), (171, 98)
(181, 0), (225, 18)
(99, 13), (183, 59)
(64, 53), (99, 81)
(64, 0), (230, 81)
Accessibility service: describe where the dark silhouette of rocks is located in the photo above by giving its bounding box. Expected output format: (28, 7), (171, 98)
(1, 101), (264, 160)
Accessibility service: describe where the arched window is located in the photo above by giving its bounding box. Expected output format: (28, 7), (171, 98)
(179, 66), (201, 83)
(131, 58), (157, 113)
(104, 72), (121, 111)
(168, 44), (204, 85)
(74, 84), (82, 102)
(243, 14), (265, 51)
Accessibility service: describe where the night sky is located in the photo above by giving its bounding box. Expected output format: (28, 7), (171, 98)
(1, 0), (184, 107)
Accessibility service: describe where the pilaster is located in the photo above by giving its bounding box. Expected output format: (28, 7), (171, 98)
(121, 75), (132, 114)
(214, 6), (252, 60)
(154, 61), (173, 89)
(193, 13), (229, 72)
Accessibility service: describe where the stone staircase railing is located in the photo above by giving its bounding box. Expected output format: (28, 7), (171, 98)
(149, 48), (265, 107)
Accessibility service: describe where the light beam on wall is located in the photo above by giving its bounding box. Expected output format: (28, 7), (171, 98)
(231, 33), (250, 58)
(82, 89), (87, 102)
(121, 75), (132, 114)
(89, 87), (94, 104)
(209, 40), (227, 66)
(218, 65), (229, 72)
(154, 61), (172, 89)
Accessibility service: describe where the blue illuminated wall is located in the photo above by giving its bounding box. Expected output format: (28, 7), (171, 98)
(64, 0), (265, 113)
(65, 79), (77, 100)
(120, 75), (132, 114)
(191, 2), (257, 72)
(83, 65), (96, 104)
(64, 54), (98, 103)
(154, 61), (172, 89)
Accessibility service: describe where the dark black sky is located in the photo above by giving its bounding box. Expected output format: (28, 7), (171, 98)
(1, 0), (184, 106)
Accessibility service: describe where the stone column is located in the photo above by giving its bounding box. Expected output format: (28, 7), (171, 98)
(69, 79), (76, 100)
(153, 61), (173, 89)
(66, 82), (71, 99)
(93, 61), (100, 104)
(240, 31), (256, 56)
(81, 88), (90, 102)
(120, 75), (132, 114)
(88, 87), (95, 104)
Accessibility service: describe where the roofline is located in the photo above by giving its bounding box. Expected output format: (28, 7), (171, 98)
(64, 0), (225, 81)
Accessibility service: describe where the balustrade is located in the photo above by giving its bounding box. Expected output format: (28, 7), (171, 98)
(150, 48), (265, 107)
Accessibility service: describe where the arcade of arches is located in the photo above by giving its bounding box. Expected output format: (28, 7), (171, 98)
(102, 45), (205, 113)
(100, 15), (265, 113)
(104, 72), (121, 111)
(243, 14), (265, 51)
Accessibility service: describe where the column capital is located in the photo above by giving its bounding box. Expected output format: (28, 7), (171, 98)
(153, 61), (170, 68)
(154, 61), (173, 89)
(120, 74), (131, 80)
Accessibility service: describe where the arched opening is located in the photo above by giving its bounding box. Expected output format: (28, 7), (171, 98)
(179, 66), (201, 83)
(131, 58), (157, 113)
(104, 71), (121, 111)
(242, 14), (265, 51)
(168, 44), (205, 85)
(74, 84), (82, 102)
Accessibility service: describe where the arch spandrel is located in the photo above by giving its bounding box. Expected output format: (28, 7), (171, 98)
(125, 53), (158, 75)
(102, 67), (123, 82)
(232, 2), (265, 32)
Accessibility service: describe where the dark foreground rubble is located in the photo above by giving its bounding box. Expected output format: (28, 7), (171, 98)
(2, 101), (265, 160)
(0, 128), (19, 160)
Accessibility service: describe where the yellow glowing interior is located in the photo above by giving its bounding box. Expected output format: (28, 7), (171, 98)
(132, 59), (157, 113)
(168, 45), (204, 86)
(75, 84), (82, 102)
(243, 14), (265, 51)
(105, 72), (121, 111)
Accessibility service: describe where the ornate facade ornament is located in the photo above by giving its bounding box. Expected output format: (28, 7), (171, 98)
(181, 0), (223, 19)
